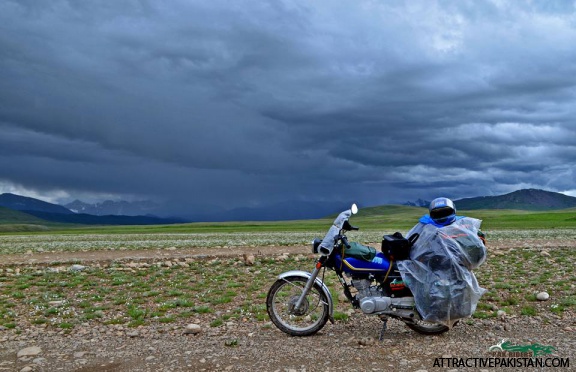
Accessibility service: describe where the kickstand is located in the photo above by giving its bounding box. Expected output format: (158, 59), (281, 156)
(378, 316), (388, 341)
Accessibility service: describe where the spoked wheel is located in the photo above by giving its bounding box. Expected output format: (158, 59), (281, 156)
(266, 276), (330, 336)
(406, 318), (450, 335)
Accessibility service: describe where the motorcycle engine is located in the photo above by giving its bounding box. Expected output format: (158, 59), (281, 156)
(352, 279), (390, 314)
(360, 296), (392, 314)
(352, 279), (415, 314)
(351, 279), (380, 298)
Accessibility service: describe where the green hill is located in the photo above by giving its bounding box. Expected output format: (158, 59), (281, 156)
(0, 207), (47, 224)
(0, 207), (52, 232)
(456, 189), (576, 210)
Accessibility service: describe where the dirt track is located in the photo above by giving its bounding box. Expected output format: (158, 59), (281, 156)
(0, 245), (310, 266)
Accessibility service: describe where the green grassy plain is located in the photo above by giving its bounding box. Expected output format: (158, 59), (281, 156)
(0, 205), (574, 332)
(1, 205), (575, 235)
(0, 247), (574, 330)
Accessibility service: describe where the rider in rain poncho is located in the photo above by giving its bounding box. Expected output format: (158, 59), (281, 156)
(398, 197), (487, 327)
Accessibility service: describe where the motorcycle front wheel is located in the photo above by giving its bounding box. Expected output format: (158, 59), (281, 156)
(266, 276), (330, 336)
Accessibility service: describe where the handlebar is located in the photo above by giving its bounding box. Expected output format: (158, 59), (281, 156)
(342, 220), (359, 231)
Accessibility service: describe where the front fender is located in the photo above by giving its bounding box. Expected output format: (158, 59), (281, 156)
(277, 270), (334, 322)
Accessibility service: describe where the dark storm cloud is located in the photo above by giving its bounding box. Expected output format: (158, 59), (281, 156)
(1, 0), (576, 215)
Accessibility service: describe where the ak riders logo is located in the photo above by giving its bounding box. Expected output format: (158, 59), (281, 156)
(488, 338), (557, 357)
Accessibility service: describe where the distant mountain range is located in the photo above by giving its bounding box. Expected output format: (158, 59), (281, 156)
(403, 198), (431, 208)
(22, 211), (185, 225)
(64, 198), (347, 222)
(0, 193), (184, 225)
(0, 188), (575, 226)
(65, 199), (159, 216)
(403, 189), (576, 211)
(189, 201), (351, 222)
(455, 189), (576, 211)
(0, 193), (345, 224)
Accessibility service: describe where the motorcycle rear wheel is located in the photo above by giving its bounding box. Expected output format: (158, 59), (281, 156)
(406, 319), (450, 335)
(266, 276), (330, 337)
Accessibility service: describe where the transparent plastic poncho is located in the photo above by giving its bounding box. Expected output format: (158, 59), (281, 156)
(397, 217), (487, 327)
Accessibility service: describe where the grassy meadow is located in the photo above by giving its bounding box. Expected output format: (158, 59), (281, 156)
(0, 205), (575, 331)
(1, 205), (576, 255)
(1, 204), (576, 235)
(0, 247), (574, 331)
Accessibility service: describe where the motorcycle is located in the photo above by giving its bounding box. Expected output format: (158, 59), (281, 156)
(266, 204), (450, 338)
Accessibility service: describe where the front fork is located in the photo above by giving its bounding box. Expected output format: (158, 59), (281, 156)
(293, 257), (325, 311)
(294, 256), (357, 312)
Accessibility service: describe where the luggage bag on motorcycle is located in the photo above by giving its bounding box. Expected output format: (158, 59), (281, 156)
(381, 232), (418, 261)
(345, 242), (377, 261)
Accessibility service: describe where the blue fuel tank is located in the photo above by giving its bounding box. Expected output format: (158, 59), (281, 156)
(333, 252), (391, 274)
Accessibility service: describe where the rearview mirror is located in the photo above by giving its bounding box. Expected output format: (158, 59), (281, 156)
(351, 203), (358, 214)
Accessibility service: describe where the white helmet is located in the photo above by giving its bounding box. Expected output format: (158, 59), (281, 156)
(429, 197), (456, 225)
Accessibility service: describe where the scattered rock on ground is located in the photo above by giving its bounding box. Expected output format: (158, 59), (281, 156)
(243, 253), (255, 266)
(17, 346), (42, 358)
(69, 264), (86, 272)
(183, 324), (202, 335)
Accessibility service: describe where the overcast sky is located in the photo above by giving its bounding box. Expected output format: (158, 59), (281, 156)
(1, 0), (576, 216)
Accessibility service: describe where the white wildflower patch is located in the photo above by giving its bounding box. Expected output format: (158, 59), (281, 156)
(483, 229), (576, 242)
(0, 229), (575, 254)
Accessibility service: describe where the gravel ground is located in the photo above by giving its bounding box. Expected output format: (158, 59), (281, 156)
(1, 315), (574, 371)
(1, 239), (575, 371)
